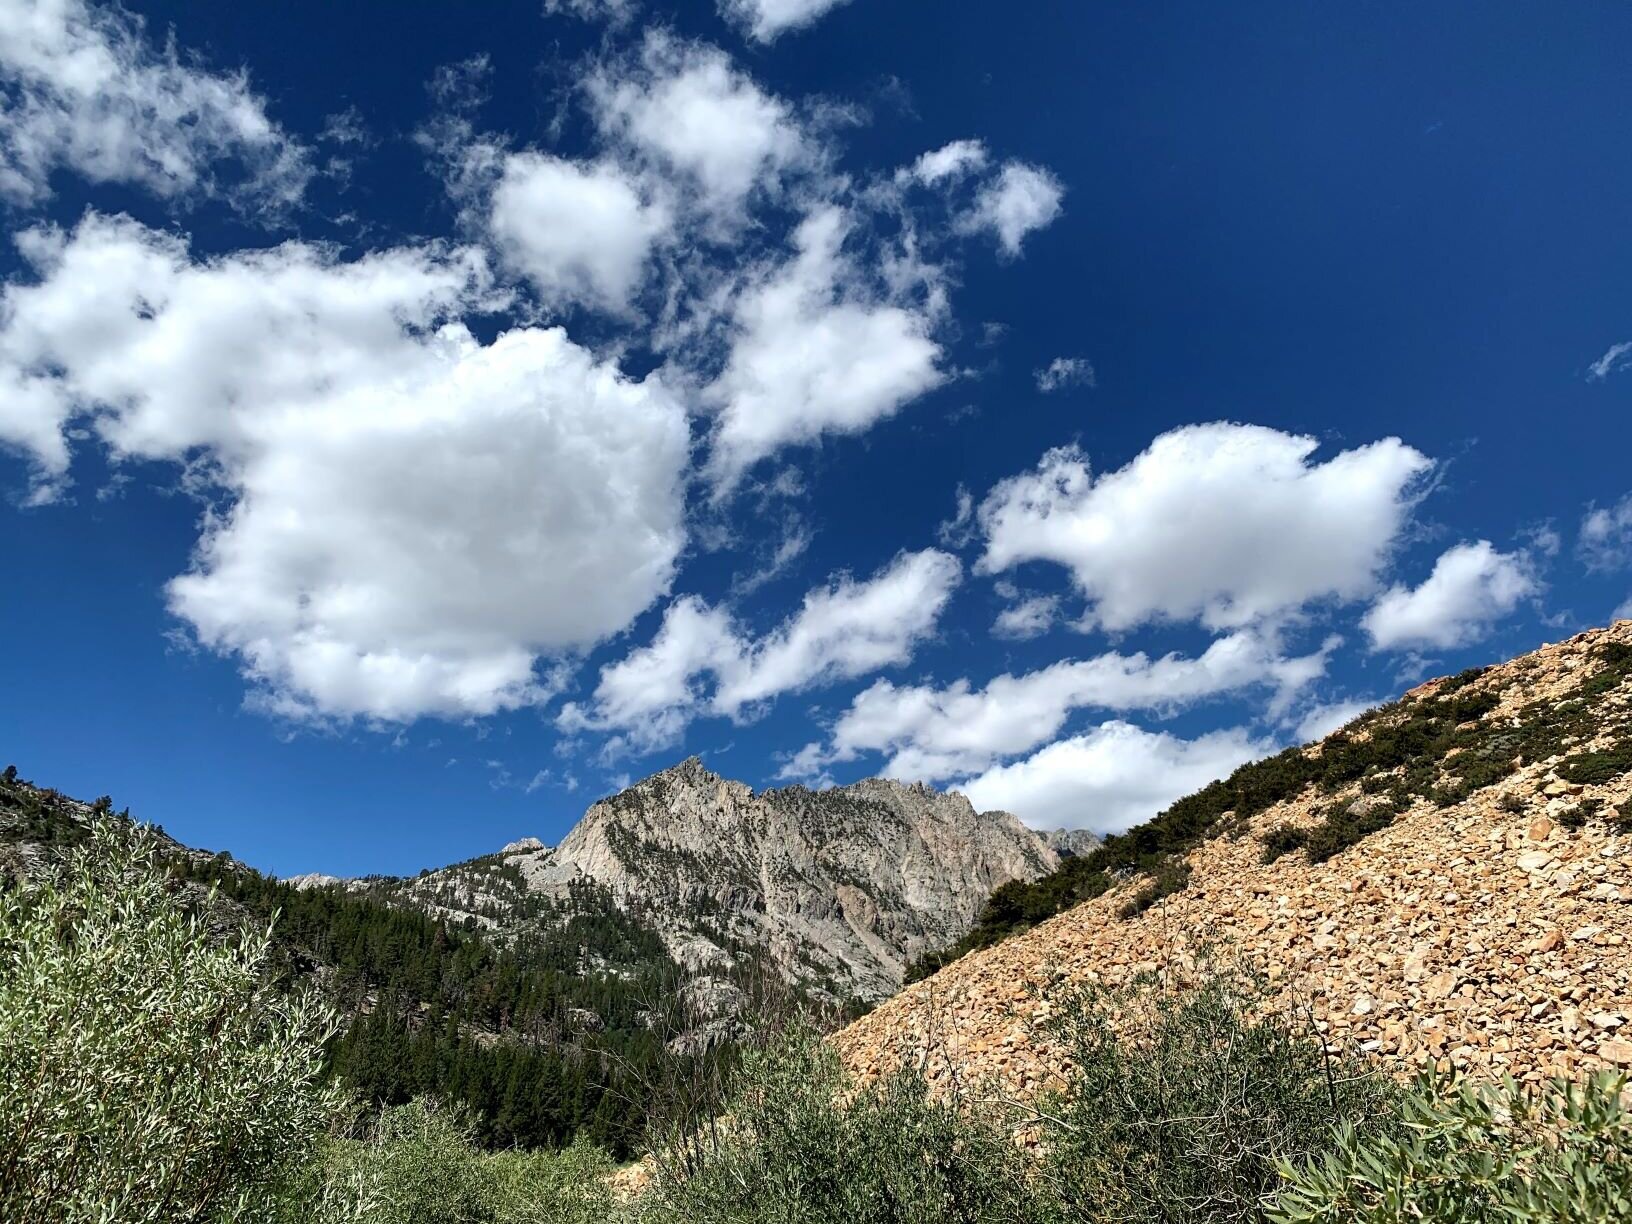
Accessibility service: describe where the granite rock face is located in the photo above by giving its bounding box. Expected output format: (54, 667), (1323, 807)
(1041, 828), (1103, 859)
(502, 759), (1059, 1001)
(329, 757), (1064, 1003)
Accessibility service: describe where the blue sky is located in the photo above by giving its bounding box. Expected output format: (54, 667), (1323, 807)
(1, 0), (1628, 878)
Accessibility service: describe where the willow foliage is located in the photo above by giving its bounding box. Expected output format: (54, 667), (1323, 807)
(0, 821), (342, 1223)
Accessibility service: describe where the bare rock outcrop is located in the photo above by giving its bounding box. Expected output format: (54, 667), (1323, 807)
(504, 758), (1058, 1001)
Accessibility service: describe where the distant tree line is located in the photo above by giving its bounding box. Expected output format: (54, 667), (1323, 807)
(167, 851), (685, 1157)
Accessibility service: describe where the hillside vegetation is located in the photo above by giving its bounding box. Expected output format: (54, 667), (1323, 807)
(0, 774), (690, 1156)
(7, 817), (1632, 1222)
(911, 633), (1632, 982)
(844, 622), (1632, 1105)
(9, 624), (1632, 1219)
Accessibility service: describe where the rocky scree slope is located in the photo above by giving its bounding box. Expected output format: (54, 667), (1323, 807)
(836, 621), (1632, 1100)
(369, 759), (1065, 1005)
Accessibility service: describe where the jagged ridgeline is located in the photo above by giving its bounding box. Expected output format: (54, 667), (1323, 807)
(472, 758), (1068, 1004)
(910, 630), (1632, 982)
(0, 757), (1079, 1154)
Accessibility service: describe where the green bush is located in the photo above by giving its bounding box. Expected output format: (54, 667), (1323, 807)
(935, 640), (1632, 969)
(643, 970), (1411, 1224)
(280, 1099), (616, 1224)
(1557, 744), (1632, 787)
(641, 1021), (1051, 1224)
(0, 820), (343, 1223)
(1267, 1071), (1632, 1222)
(1262, 823), (1308, 863)
(1033, 971), (1400, 1224)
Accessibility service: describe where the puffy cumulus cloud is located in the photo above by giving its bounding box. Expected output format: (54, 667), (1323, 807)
(587, 31), (808, 221)
(486, 152), (672, 313)
(717, 548), (961, 710)
(958, 162), (1063, 256)
(704, 206), (944, 491)
(718, 0), (853, 42)
(978, 424), (1433, 632)
(0, 213), (689, 721)
(1579, 494), (1632, 573)
(904, 138), (988, 186)
(960, 721), (1269, 834)
(1034, 356), (1095, 393)
(1293, 697), (1376, 743)
(792, 629), (1332, 784)
(558, 596), (739, 753)
(1588, 341), (1632, 382)
(1362, 541), (1537, 652)
(561, 548), (961, 752)
(0, 0), (309, 209)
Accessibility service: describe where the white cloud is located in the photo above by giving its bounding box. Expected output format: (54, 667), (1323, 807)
(719, 548), (960, 710)
(1580, 494), (1632, 572)
(525, 767), (582, 794)
(936, 485), (975, 548)
(1616, 594), (1632, 622)
(719, 0), (852, 41)
(993, 595), (1059, 640)
(704, 206), (943, 491)
(544, 0), (637, 24)
(0, 213), (690, 721)
(1034, 356), (1095, 393)
(958, 161), (1063, 256)
(1362, 541), (1537, 652)
(798, 629), (1331, 784)
(1588, 341), (1632, 382)
(560, 596), (739, 753)
(0, 0), (309, 209)
(1521, 521), (1562, 559)
(731, 520), (812, 596)
(1293, 697), (1376, 743)
(562, 548), (961, 751)
(960, 721), (1269, 834)
(486, 152), (671, 313)
(978, 423), (1433, 632)
(587, 32), (807, 220)
(905, 138), (988, 185)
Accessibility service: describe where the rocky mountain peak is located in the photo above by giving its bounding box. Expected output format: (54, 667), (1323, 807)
(495, 762), (1060, 1002)
(266, 756), (1067, 1005)
(648, 754), (718, 788)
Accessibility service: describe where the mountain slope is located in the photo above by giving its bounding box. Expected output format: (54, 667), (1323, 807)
(0, 772), (682, 1155)
(836, 621), (1632, 1099)
(365, 758), (1060, 1004)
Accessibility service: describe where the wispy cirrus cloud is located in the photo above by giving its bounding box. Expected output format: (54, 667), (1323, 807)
(0, 0), (311, 211)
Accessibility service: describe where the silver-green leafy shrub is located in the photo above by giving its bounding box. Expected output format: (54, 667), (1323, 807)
(280, 1098), (618, 1224)
(1033, 971), (1401, 1224)
(0, 820), (343, 1223)
(640, 1020), (1053, 1224)
(1267, 1070), (1632, 1223)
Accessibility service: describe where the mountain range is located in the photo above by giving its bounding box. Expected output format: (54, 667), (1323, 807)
(0, 751), (1084, 1148)
(289, 756), (1085, 1005)
(14, 619), (1631, 1158)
